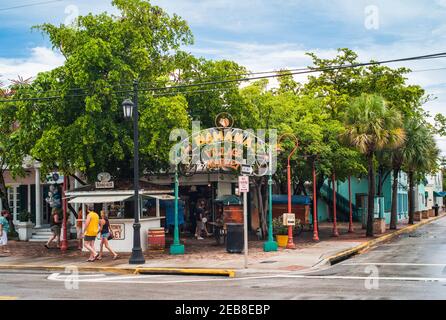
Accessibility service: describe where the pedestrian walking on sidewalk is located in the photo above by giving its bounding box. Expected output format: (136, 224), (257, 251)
(98, 211), (118, 260)
(83, 206), (100, 262)
(45, 208), (61, 249)
(0, 211), (10, 255)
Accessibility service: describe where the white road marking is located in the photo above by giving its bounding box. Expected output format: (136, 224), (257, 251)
(47, 273), (283, 284)
(342, 263), (446, 267)
(285, 275), (446, 282)
(47, 273), (165, 282)
(47, 273), (446, 285)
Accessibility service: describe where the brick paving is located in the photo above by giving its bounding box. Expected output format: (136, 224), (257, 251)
(1, 221), (409, 263)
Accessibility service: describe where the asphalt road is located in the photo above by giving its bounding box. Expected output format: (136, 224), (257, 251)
(1, 218), (446, 300)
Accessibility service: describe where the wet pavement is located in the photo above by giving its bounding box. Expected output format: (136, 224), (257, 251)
(1, 218), (445, 300)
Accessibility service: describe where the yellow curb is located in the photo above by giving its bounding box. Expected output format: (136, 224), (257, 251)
(0, 264), (236, 278)
(135, 267), (236, 278)
(326, 214), (446, 265)
(0, 296), (18, 300)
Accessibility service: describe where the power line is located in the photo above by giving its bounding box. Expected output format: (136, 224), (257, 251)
(0, 0), (64, 12)
(2, 51), (446, 103)
(411, 67), (446, 73)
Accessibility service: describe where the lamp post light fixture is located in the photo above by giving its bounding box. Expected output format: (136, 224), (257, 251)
(122, 80), (145, 265)
(122, 99), (134, 119)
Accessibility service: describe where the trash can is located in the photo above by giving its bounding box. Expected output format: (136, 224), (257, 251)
(433, 204), (440, 217)
(226, 223), (244, 254)
(148, 228), (166, 252)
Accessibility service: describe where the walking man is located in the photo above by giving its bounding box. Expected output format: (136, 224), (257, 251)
(83, 205), (100, 262)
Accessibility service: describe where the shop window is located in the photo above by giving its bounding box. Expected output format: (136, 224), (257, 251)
(7, 186), (20, 213)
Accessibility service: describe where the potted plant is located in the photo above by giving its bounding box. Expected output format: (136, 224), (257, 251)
(273, 217), (288, 248)
(15, 211), (34, 241)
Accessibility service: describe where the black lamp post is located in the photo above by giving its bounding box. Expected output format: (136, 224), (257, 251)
(122, 79), (145, 265)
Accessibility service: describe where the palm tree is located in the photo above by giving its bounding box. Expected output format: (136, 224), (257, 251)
(390, 147), (404, 230)
(403, 121), (439, 225)
(343, 94), (405, 237)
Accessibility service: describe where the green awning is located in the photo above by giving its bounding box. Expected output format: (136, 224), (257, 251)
(214, 195), (242, 205)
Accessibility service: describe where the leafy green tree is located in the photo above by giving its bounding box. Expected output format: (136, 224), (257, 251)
(343, 94), (405, 236)
(13, 0), (193, 181)
(402, 120), (440, 224)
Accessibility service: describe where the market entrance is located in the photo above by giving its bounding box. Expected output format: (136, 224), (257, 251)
(166, 113), (274, 255)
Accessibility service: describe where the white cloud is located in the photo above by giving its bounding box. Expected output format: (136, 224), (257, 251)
(0, 47), (65, 84)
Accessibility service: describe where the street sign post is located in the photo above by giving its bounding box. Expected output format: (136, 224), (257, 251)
(239, 175), (250, 269)
(241, 164), (253, 176)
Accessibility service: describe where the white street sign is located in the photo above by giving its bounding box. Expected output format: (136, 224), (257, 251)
(239, 176), (250, 193)
(241, 164), (253, 176)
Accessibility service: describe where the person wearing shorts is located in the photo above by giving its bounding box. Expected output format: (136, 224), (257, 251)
(98, 211), (118, 260)
(83, 207), (100, 262)
(0, 211), (10, 254)
(45, 208), (61, 249)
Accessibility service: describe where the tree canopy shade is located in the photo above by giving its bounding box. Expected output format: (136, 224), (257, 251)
(12, 0), (194, 180)
(402, 118), (440, 224)
(343, 94), (406, 236)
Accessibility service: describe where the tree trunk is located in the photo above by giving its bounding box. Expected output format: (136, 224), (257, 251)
(367, 154), (375, 237)
(390, 168), (399, 230)
(408, 171), (415, 225)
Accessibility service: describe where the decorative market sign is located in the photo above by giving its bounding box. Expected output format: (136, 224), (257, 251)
(110, 224), (125, 240)
(170, 113), (278, 176)
(45, 172), (64, 184)
(95, 172), (114, 189)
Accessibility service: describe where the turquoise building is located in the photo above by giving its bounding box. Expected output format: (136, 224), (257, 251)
(316, 171), (432, 224)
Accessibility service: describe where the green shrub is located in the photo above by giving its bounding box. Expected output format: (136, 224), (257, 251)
(18, 211), (31, 222)
(272, 217), (288, 235)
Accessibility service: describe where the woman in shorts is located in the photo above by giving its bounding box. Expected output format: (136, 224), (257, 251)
(98, 211), (118, 260)
(45, 208), (61, 249)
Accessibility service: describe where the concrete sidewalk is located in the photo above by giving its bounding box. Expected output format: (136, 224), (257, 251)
(1, 215), (444, 277)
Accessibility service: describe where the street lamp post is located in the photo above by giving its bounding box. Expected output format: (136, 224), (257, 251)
(348, 176), (354, 233)
(332, 172), (339, 237)
(122, 79), (145, 265)
(263, 145), (278, 252)
(277, 134), (299, 250)
(312, 160), (320, 242)
(60, 175), (69, 252)
(170, 164), (185, 255)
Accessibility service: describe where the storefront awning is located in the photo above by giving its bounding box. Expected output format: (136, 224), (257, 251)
(147, 194), (175, 200)
(434, 191), (446, 198)
(68, 195), (133, 204)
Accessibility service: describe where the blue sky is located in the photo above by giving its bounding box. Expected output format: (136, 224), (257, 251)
(1, 0), (446, 152)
